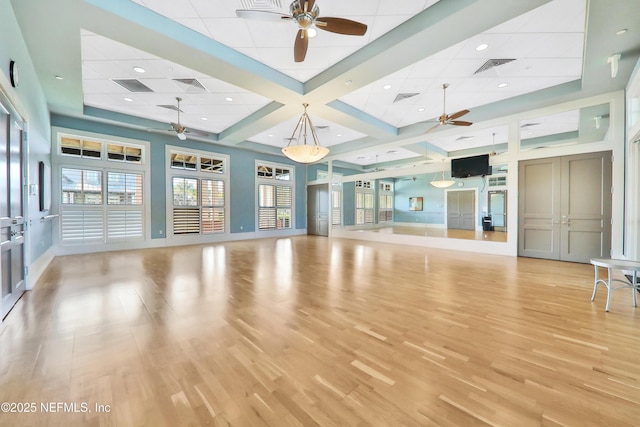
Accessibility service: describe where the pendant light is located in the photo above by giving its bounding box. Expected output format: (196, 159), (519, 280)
(281, 103), (329, 163)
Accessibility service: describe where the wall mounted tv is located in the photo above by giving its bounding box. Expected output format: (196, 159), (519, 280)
(451, 154), (491, 178)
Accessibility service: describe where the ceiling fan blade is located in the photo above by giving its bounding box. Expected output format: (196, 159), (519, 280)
(294, 29), (309, 62)
(448, 109), (470, 121)
(185, 129), (209, 137)
(235, 9), (291, 22)
(449, 120), (473, 126)
(425, 123), (441, 133)
(316, 17), (367, 36)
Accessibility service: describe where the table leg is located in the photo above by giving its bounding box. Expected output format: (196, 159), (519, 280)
(633, 272), (638, 308)
(605, 267), (613, 312)
(591, 264), (599, 301)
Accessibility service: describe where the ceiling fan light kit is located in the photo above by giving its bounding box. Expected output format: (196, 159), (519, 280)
(236, 0), (368, 62)
(282, 103), (329, 163)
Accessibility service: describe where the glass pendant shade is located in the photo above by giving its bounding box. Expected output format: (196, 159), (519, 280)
(430, 170), (455, 188)
(281, 103), (329, 164)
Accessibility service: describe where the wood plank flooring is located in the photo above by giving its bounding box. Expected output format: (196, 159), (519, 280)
(0, 236), (639, 426)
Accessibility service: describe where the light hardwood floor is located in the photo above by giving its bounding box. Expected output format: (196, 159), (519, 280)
(0, 236), (638, 426)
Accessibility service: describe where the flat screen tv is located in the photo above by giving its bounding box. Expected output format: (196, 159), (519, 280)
(451, 154), (491, 178)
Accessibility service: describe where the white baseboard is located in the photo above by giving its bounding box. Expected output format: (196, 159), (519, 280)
(393, 222), (447, 229)
(26, 247), (55, 290)
(53, 229), (308, 256)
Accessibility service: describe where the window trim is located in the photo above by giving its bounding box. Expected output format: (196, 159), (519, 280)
(52, 128), (151, 251)
(166, 145), (230, 241)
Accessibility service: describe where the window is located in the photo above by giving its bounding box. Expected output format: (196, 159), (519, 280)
(379, 181), (394, 222)
(257, 162), (294, 231)
(258, 185), (292, 230)
(201, 157), (224, 173)
(201, 179), (225, 233)
(332, 190), (342, 225)
(168, 148), (228, 236)
(56, 133), (148, 247)
(257, 164), (273, 178)
(107, 143), (142, 164)
(107, 172), (142, 205)
(488, 176), (507, 187)
(61, 168), (103, 204)
(355, 181), (374, 225)
(171, 153), (197, 170)
(60, 168), (145, 243)
(171, 177), (226, 234)
(60, 137), (102, 159)
(356, 191), (375, 225)
(355, 180), (372, 189)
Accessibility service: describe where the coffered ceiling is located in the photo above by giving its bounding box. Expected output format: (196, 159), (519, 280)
(12, 0), (640, 169)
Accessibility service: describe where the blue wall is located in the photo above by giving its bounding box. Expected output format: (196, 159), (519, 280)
(50, 114), (308, 238)
(1, 2), (53, 266)
(393, 173), (489, 226)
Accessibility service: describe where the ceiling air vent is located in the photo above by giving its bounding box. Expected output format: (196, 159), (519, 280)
(173, 78), (207, 93)
(520, 122), (541, 128)
(393, 93), (420, 103)
(314, 125), (330, 133)
(473, 58), (516, 75)
(241, 0), (281, 9)
(157, 104), (182, 112)
(455, 136), (474, 141)
(112, 79), (153, 92)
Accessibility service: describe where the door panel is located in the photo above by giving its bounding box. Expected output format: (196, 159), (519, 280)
(307, 184), (329, 236)
(447, 192), (460, 229)
(518, 158), (561, 259)
(460, 191), (475, 229)
(1, 98), (25, 320)
(560, 152), (612, 262)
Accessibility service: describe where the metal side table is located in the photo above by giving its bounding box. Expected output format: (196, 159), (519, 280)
(590, 258), (640, 312)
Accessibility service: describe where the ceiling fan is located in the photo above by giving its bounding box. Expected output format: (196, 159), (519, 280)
(236, 0), (368, 62)
(163, 97), (208, 140)
(426, 84), (473, 133)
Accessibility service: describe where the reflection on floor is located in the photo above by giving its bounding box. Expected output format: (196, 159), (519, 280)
(367, 225), (508, 242)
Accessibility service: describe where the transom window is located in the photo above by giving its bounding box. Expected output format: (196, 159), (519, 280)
(60, 136), (144, 165)
(257, 163), (291, 181)
(355, 180), (372, 189)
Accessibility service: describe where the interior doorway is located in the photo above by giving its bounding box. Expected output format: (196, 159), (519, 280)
(446, 189), (476, 230)
(488, 190), (507, 232)
(518, 151), (612, 263)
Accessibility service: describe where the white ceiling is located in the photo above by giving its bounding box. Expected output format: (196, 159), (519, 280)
(12, 0), (640, 169)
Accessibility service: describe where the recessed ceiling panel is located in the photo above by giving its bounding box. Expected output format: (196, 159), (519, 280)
(81, 31), (272, 134)
(340, 0), (587, 129)
(134, 0), (440, 81)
